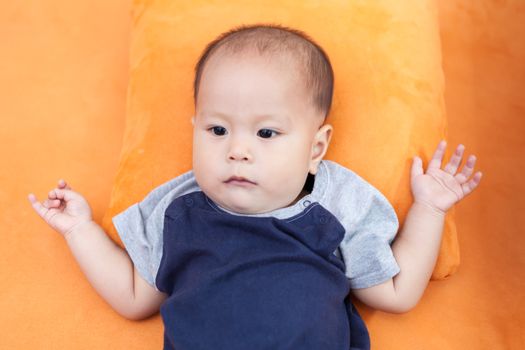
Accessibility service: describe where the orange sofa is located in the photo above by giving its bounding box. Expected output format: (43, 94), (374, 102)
(2, 0), (523, 349)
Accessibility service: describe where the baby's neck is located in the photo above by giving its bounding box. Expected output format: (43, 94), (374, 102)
(289, 188), (310, 206)
(289, 173), (315, 206)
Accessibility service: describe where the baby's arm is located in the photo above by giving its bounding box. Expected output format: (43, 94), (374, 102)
(353, 141), (482, 313)
(28, 180), (167, 320)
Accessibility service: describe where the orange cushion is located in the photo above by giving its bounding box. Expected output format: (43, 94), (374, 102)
(102, 0), (458, 280)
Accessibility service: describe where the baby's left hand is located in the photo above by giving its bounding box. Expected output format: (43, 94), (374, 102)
(411, 140), (482, 214)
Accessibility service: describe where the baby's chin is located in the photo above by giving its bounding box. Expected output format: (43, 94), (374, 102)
(206, 191), (285, 215)
(219, 199), (276, 215)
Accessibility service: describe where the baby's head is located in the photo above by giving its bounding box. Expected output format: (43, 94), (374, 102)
(191, 24), (334, 214)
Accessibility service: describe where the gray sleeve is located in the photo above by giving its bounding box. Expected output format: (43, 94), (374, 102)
(320, 160), (400, 289)
(111, 170), (200, 291)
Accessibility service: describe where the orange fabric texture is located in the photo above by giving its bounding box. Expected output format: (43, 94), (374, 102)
(4, 0), (524, 349)
(101, 0), (458, 280)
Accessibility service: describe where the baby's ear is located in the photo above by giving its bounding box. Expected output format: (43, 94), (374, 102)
(308, 124), (333, 175)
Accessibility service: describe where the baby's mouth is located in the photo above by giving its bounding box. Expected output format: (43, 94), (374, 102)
(224, 176), (257, 186)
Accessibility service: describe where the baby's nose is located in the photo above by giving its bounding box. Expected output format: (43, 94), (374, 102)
(228, 150), (251, 161)
(227, 142), (252, 161)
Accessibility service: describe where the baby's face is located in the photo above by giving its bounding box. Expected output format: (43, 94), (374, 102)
(192, 54), (331, 214)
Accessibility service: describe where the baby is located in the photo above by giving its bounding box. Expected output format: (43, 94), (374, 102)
(28, 24), (482, 349)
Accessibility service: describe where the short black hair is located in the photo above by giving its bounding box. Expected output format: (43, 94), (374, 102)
(193, 23), (334, 119)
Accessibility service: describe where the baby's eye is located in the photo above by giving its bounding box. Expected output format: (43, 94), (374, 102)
(209, 126), (227, 136)
(257, 129), (280, 139)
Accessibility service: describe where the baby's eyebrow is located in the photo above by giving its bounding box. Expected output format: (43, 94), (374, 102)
(203, 111), (291, 126)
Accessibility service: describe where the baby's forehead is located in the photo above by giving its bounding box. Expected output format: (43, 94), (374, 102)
(198, 50), (322, 121)
(209, 49), (305, 78)
(204, 55), (309, 102)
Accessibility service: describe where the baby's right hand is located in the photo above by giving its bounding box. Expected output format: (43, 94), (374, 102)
(28, 179), (93, 239)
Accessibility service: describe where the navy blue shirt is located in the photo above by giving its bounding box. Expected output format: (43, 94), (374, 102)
(156, 191), (370, 349)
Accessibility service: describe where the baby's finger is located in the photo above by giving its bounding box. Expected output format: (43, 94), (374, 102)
(411, 156), (424, 178)
(48, 189), (66, 200)
(28, 193), (49, 219)
(57, 179), (72, 190)
(50, 188), (78, 203)
(455, 155), (476, 183)
(46, 199), (61, 208)
(461, 171), (482, 197)
(427, 140), (447, 171)
(443, 144), (465, 175)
